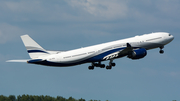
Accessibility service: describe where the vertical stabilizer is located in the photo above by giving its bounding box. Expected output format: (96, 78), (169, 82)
(21, 35), (49, 59)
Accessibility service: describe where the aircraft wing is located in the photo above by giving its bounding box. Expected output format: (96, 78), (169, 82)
(118, 43), (133, 56)
(103, 43), (133, 60)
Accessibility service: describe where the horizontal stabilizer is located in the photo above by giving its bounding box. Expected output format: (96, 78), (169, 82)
(27, 59), (44, 63)
(6, 60), (29, 62)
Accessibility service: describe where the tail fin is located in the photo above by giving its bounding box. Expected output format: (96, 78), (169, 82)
(21, 35), (49, 59)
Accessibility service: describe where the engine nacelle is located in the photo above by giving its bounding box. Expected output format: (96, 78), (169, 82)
(128, 48), (147, 59)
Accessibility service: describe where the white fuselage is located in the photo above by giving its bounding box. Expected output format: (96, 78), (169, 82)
(34, 32), (173, 67)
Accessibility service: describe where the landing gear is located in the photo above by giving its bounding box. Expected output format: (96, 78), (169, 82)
(159, 46), (164, 54)
(106, 59), (116, 70)
(88, 60), (116, 70)
(111, 63), (116, 67)
(88, 66), (94, 70)
(88, 62), (105, 70)
(159, 50), (164, 54)
(100, 64), (105, 68)
(106, 65), (112, 70)
(94, 62), (105, 68)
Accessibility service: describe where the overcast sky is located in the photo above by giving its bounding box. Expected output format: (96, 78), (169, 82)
(0, 0), (180, 101)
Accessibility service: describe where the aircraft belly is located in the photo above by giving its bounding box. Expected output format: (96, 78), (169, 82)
(142, 42), (164, 50)
(34, 48), (126, 67)
(34, 55), (96, 67)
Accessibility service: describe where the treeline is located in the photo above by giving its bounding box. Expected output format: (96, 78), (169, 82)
(0, 95), (104, 101)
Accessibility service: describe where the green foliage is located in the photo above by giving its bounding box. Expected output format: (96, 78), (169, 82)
(8, 95), (16, 101)
(0, 95), (86, 101)
(79, 98), (85, 101)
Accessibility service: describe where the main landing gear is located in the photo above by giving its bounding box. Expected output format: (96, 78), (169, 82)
(88, 60), (116, 70)
(106, 59), (116, 70)
(159, 46), (164, 54)
(88, 62), (105, 70)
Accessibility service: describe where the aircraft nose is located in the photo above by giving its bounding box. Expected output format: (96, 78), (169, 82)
(169, 34), (174, 42)
(170, 35), (174, 41)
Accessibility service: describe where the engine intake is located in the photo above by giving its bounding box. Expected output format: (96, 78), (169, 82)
(128, 48), (147, 59)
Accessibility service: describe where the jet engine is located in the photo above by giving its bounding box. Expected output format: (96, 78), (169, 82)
(128, 48), (147, 59)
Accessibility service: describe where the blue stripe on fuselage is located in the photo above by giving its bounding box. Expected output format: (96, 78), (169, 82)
(86, 47), (126, 62)
(29, 47), (126, 67)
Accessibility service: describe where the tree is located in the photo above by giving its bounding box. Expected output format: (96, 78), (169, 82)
(0, 95), (106, 101)
(0, 95), (7, 101)
(44, 95), (54, 101)
(29, 95), (35, 101)
(9, 95), (16, 101)
(33, 95), (41, 101)
(17, 95), (22, 101)
(78, 98), (85, 101)
(67, 96), (76, 101)
(56, 96), (66, 101)
(21, 94), (30, 101)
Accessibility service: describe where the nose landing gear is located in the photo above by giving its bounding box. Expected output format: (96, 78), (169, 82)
(159, 50), (164, 54)
(159, 46), (164, 54)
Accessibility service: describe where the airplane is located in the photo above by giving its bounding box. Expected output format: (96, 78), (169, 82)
(7, 32), (174, 70)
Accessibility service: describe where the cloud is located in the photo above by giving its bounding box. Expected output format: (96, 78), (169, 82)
(66, 0), (128, 20)
(0, 1), (41, 22)
(0, 23), (23, 44)
(157, 0), (180, 17)
(0, 0), (179, 25)
(127, 0), (180, 22)
(0, 0), (179, 44)
(0, 1), (75, 22)
(4, 1), (41, 13)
